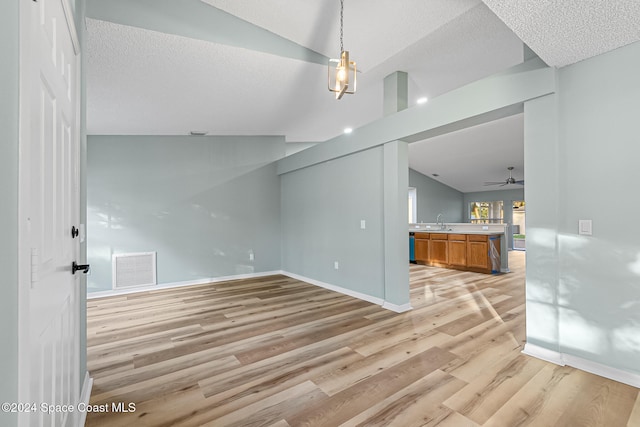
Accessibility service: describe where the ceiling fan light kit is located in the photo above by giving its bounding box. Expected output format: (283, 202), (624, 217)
(484, 166), (525, 187)
(328, 0), (356, 99)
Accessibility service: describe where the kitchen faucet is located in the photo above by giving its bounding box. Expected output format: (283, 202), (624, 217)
(436, 213), (445, 230)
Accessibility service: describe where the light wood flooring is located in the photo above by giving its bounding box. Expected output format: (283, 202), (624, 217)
(86, 252), (640, 426)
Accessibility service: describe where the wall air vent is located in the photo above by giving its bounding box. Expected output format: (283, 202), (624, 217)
(112, 252), (157, 289)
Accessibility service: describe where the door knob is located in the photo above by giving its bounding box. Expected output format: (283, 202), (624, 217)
(71, 226), (79, 238)
(72, 261), (90, 274)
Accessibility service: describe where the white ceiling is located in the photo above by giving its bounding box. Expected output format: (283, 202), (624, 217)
(482, 0), (640, 67)
(85, 0), (640, 193)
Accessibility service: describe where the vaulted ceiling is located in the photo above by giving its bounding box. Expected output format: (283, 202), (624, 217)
(85, 0), (640, 193)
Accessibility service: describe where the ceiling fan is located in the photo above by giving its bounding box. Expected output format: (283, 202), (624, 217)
(484, 166), (524, 187)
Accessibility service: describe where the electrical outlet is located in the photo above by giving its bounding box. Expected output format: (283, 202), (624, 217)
(249, 252), (254, 261)
(334, 261), (339, 270)
(482, 226), (489, 230)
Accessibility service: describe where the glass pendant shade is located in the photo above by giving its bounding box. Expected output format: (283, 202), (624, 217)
(328, 51), (356, 99)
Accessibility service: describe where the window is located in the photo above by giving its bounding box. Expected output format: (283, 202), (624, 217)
(408, 188), (417, 223)
(469, 201), (503, 224)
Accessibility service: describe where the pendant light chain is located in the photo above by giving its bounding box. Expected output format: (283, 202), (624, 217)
(339, 0), (344, 53)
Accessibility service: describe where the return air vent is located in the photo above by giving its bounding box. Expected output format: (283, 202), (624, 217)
(112, 252), (157, 289)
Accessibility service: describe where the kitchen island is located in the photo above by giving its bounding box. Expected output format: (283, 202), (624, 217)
(409, 223), (509, 273)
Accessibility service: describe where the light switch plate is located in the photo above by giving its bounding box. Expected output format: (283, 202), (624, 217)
(579, 219), (592, 235)
(360, 220), (366, 229)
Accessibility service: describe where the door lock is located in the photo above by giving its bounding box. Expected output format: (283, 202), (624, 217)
(72, 261), (90, 274)
(71, 226), (79, 238)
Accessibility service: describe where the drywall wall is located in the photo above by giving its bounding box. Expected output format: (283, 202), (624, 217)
(409, 168), (464, 224)
(87, 135), (284, 292)
(281, 146), (386, 300)
(525, 40), (640, 377)
(0, 1), (20, 422)
(556, 40), (640, 374)
(279, 59), (554, 311)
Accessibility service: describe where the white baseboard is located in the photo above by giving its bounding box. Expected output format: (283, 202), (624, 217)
(88, 268), (413, 313)
(522, 343), (565, 366)
(563, 353), (640, 389)
(77, 371), (93, 427)
(281, 271), (412, 313)
(522, 343), (640, 388)
(87, 270), (283, 299)
(381, 302), (413, 313)
(282, 271), (384, 306)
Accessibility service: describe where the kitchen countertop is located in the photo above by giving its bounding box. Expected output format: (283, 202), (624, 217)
(409, 229), (504, 235)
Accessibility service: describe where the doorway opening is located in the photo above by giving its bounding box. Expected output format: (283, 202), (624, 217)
(512, 200), (526, 251)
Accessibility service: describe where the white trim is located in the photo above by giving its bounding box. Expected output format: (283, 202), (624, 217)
(76, 372), (93, 427)
(522, 343), (640, 389)
(522, 343), (565, 365)
(281, 271), (390, 308)
(381, 302), (413, 313)
(60, 0), (80, 55)
(563, 353), (640, 389)
(88, 270), (282, 299)
(89, 269), (413, 312)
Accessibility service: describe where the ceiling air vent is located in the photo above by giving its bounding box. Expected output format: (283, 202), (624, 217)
(112, 252), (157, 289)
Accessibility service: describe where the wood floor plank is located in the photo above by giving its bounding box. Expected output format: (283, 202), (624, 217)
(86, 253), (639, 426)
(286, 347), (457, 426)
(314, 333), (455, 396)
(443, 351), (547, 424)
(629, 392), (640, 427)
(197, 347), (360, 418)
(552, 374), (639, 427)
(483, 364), (588, 427)
(342, 369), (467, 426)
(197, 381), (324, 427)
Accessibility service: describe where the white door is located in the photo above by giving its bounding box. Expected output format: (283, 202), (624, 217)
(18, 0), (82, 426)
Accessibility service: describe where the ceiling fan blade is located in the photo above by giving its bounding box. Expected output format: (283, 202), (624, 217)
(516, 180), (525, 185)
(483, 181), (505, 186)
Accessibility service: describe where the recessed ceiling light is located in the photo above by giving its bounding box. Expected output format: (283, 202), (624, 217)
(417, 97), (428, 105)
(343, 127), (353, 134)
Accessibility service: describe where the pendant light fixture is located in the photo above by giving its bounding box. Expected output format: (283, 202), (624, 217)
(328, 0), (356, 99)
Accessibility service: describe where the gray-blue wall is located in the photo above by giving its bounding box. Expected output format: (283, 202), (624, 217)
(0, 1), (20, 423)
(526, 40), (640, 375)
(281, 146), (386, 299)
(87, 135), (284, 292)
(409, 168), (464, 223)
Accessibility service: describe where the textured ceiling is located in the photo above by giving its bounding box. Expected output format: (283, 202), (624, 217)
(201, 0), (483, 71)
(483, 0), (640, 67)
(86, 1), (524, 141)
(85, 0), (640, 193)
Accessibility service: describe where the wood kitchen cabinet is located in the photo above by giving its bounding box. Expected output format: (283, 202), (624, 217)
(411, 231), (501, 274)
(448, 234), (467, 267)
(414, 233), (430, 263)
(428, 233), (448, 266)
(467, 234), (501, 273)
